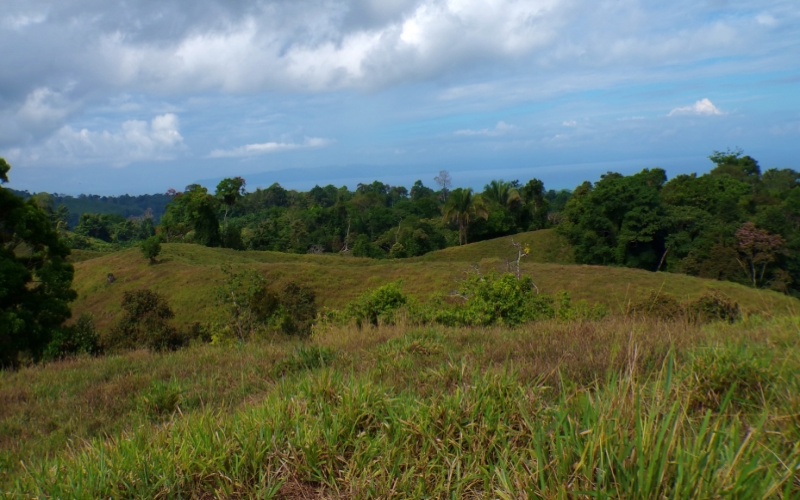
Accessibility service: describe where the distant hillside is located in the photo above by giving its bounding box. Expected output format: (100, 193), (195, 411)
(9, 188), (170, 227)
(71, 231), (798, 332)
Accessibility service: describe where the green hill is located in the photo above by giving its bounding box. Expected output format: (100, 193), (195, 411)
(71, 230), (798, 332)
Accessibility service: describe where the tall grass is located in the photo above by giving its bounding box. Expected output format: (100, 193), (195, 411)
(3, 316), (799, 497)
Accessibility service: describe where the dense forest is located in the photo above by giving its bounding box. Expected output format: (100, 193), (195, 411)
(17, 150), (800, 295)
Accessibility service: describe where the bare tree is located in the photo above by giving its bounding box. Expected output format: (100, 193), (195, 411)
(434, 170), (452, 201)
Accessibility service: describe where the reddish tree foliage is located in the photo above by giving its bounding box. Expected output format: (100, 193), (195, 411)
(735, 222), (785, 287)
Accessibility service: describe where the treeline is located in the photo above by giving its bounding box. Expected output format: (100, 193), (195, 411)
(142, 175), (569, 258)
(9, 189), (170, 229)
(559, 150), (800, 294)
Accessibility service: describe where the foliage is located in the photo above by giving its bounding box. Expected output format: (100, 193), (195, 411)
(442, 272), (555, 326)
(139, 235), (162, 264)
(345, 281), (408, 328)
(216, 267), (317, 340)
(43, 314), (101, 361)
(160, 185), (221, 246)
(443, 188), (489, 245)
(1, 160), (77, 368)
(107, 289), (186, 352)
(686, 290), (741, 324)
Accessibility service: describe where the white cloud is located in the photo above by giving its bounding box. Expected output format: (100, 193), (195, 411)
(756, 13), (778, 27)
(16, 87), (75, 131)
(6, 113), (185, 167)
(454, 121), (516, 137)
(562, 120), (577, 127)
(668, 98), (725, 117)
(208, 137), (333, 158)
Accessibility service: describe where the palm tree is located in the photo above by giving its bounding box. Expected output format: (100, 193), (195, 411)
(443, 188), (488, 245)
(483, 179), (521, 208)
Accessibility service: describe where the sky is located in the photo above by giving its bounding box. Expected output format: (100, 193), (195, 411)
(1, 0), (799, 196)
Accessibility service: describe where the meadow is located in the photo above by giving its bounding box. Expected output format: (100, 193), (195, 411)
(2, 230), (799, 497)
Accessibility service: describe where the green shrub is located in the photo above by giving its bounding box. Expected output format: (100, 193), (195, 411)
(43, 314), (101, 361)
(346, 281), (407, 328)
(217, 268), (318, 339)
(139, 235), (162, 264)
(444, 273), (555, 326)
(687, 290), (740, 324)
(106, 289), (186, 352)
(276, 282), (317, 336)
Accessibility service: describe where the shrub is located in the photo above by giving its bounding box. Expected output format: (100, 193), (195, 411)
(217, 267), (318, 339)
(445, 273), (555, 326)
(106, 289), (186, 352)
(276, 282), (317, 336)
(43, 314), (101, 361)
(627, 290), (684, 321)
(346, 281), (407, 328)
(687, 290), (740, 324)
(139, 235), (162, 264)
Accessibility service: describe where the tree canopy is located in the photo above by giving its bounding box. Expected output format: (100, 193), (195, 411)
(1, 159), (76, 367)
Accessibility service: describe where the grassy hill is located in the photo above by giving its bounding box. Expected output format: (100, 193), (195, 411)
(71, 229), (798, 332)
(3, 230), (800, 496)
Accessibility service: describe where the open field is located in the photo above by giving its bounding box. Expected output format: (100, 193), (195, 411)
(70, 230), (797, 332)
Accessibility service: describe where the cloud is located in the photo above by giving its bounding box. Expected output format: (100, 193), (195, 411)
(668, 98), (725, 117)
(562, 120), (578, 127)
(5, 113), (184, 167)
(208, 137), (333, 158)
(454, 121), (516, 137)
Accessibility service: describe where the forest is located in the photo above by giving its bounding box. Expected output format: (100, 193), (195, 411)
(29, 150), (800, 296)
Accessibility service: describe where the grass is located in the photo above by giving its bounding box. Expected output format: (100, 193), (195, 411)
(70, 230), (798, 332)
(2, 315), (800, 496)
(4, 233), (800, 495)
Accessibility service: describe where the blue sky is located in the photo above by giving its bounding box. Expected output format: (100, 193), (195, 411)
(1, 0), (799, 195)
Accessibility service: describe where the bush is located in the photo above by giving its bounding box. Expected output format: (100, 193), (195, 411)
(43, 314), (101, 361)
(443, 273), (555, 326)
(139, 235), (162, 264)
(276, 282), (317, 336)
(346, 281), (407, 328)
(687, 290), (740, 324)
(627, 290), (684, 321)
(217, 267), (318, 339)
(106, 289), (186, 352)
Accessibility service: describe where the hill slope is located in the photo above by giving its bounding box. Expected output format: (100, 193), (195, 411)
(71, 231), (798, 332)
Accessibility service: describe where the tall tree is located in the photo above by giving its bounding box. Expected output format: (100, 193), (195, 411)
(215, 177), (246, 226)
(443, 188), (488, 245)
(1, 159), (76, 367)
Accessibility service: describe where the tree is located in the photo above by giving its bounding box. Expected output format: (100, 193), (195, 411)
(735, 222), (785, 288)
(107, 289), (184, 352)
(434, 170), (452, 201)
(140, 235), (162, 264)
(1, 159), (76, 367)
(443, 188), (488, 245)
(160, 185), (221, 246)
(215, 176), (246, 226)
